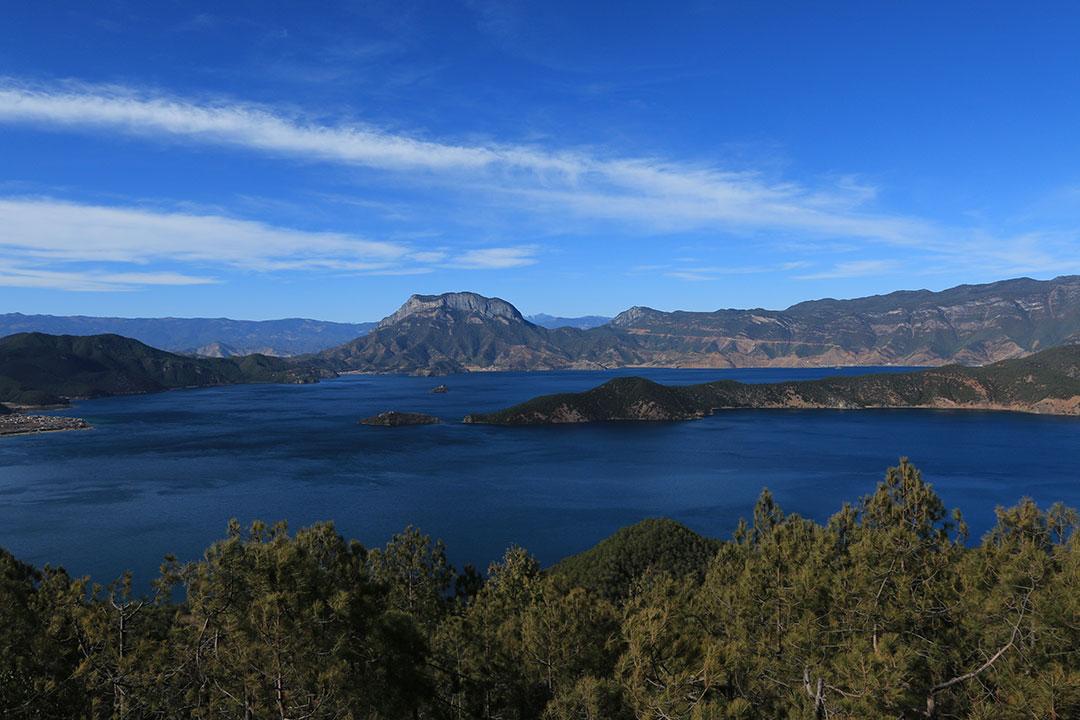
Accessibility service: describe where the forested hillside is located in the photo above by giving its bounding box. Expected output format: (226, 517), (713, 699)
(1, 460), (1077, 718)
(0, 333), (326, 406)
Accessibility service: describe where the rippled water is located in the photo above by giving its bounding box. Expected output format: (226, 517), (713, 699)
(2, 367), (1079, 586)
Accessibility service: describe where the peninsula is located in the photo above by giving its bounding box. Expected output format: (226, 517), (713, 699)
(0, 410), (91, 436)
(0, 332), (328, 407)
(464, 344), (1080, 424)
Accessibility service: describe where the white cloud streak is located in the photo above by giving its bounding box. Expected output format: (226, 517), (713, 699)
(665, 262), (812, 282)
(0, 197), (406, 270)
(3, 81), (1078, 286)
(0, 82), (927, 243)
(0, 266), (217, 292)
(0, 197), (536, 290)
(795, 260), (895, 280)
(451, 246), (538, 269)
(0, 83), (576, 174)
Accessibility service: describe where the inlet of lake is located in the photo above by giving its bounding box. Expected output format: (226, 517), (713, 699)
(3, 366), (1079, 586)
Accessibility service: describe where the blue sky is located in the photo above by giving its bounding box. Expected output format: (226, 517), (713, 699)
(2, 1), (1080, 322)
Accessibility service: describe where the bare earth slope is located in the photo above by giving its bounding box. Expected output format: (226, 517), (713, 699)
(608, 275), (1080, 368)
(317, 292), (622, 374)
(318, 276), (1080, 375)
(464, 345), (1080, 424)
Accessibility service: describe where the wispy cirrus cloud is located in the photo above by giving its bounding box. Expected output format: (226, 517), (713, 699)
(668, 264), (813, 282)
(629, 260), (811, 282)
(795, 259), (895, 280)
(4, 81), (1080, 289)
(452, 246), (538, 269)
(0, 197), (408, 270)
(0, 82), (573, 173)
(0, 81), (926, 244)
(0, 266), (217, 292)
(0, 197), (535, 290)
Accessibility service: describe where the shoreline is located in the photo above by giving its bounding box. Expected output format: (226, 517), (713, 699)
(335, 362), (928, 377)
(0, 414), (92, 436)
(466, 401), (1080, 426)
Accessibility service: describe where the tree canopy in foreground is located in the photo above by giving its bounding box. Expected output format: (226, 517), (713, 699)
(1, 459), (1078, 719)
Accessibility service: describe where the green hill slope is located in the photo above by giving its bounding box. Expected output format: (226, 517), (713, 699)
(0, 333), (325, 406)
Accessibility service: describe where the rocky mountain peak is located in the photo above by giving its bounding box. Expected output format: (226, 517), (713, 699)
(377, 292), (526, 329)
(610, 306), (662, 327)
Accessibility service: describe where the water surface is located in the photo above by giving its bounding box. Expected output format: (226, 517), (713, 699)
(2, 367), (1078, 585)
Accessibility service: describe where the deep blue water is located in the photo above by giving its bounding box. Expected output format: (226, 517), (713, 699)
(2, 366), (1079, 587)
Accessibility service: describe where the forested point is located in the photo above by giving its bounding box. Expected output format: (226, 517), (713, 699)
(2, 459), (1077, 719)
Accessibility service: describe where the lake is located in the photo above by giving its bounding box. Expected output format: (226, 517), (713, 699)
(2, 366), (1079, 587)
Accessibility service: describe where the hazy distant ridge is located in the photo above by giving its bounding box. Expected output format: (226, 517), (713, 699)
(526, 314), (612, 329)
(0, 314), (375, 357)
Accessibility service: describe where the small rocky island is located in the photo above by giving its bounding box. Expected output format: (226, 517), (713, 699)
(464, 345), (1080, 425)
(359, 411), (441, 427)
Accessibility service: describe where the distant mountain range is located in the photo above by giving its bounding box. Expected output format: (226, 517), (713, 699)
(605, 275), (1080, 367)
(0, 314), (376, 357)
(8, 276), (1080, 412)
(6, 276), (1080, 377)
(317, 276), (1080, 375)
(464, 344), (1080, 423)
(0, 311), (612, 354)
(525, 313), (612, 329)
(0, 333), (325, 406)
